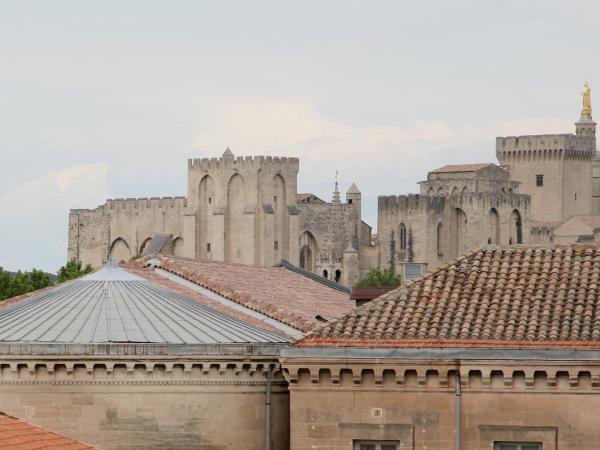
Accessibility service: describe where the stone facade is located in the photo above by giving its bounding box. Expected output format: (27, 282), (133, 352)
(282, 352), (600, 449)
(0, 354), (289, 450)
(68, 88), (598, 284)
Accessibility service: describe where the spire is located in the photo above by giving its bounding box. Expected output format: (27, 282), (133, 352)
(332, 170), (341, 204)
(346, 182), (361, 194)
(581, 81), (593, 121)
(222, 146), (234, 159)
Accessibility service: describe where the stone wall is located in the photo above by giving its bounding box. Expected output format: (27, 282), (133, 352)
(377, 191), (530, 271)
(0, 356), (289, 450)
(496, 133), (596, 223)
(284, 358), (600, 449)
(68, 197), (188, 267)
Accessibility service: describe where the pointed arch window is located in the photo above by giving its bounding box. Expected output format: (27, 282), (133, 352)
(399, 223), (407, 251)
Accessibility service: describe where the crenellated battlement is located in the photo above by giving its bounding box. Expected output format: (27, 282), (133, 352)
(496, 133), (596, 158)
(188, 154), (300, 172)
(378, 194), (442, 212)
(71, 197), (188, 214)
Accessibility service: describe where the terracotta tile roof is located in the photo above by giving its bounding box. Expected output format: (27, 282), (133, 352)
(123, 264), (285, 334)
(0, 413), (94, 449)
(299, 245), (600, 349)
(153, 256), (352, 332)
(429, 163), (495, 174)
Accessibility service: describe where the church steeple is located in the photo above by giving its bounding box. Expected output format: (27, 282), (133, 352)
(332, 170), (341, 204)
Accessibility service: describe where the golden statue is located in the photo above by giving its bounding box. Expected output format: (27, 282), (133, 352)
(581, 81), (592, 118)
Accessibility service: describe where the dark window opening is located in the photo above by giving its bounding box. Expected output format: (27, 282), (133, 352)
(274, 195), (277, 202)
(208, 197), (212, 204)
(399, 223), (407, 250)
(335, 269), (342, 283)
(536, 174), (544, 187)
(274, 240), (278, 250)
(206, 243), (211, 253)
(322, 270), (328, 279)
(575, 192), (577, 201)
(494, 442), (542, 450)
(353, 441), (400, 450)
(348, 199), (353, 204)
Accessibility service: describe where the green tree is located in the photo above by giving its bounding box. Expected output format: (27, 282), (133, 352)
(354, 268), (401, 288)
(57, 259), (93, 283)
(0, 267), (53, 301)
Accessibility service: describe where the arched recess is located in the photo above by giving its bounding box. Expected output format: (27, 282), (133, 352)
(399, 223), (407, 251)
(510, 209), (523, 244)
(273, 174), (288, 263)
(335, 269), (342, 283)
(196, 175), (215, 260)
(322, 269), (329, 279)
(298, 231), (317, 272)
(488, 208), (500, 244)
(139, 237), (152, 255)
(437, 187), (445, 197)
(461, 186), (468, 196)
(172, 237), (185, 257)
(110, 238), (131, 262)
(427, 188), (434, 196)
(451, 187), (459, 196)
(437, 222), (444, 257)
(225, 174), (246, 263)
(451, 208), (468, 257)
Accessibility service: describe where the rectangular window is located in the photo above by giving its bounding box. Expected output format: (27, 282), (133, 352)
(353, 441), (399, 450)
(274, 195), (277, 202)
(348, 199), (353, 204)
(274, 241), (278, 250)
(208, 197), (212, 204)
(206, 243), (211, 253)
(494, 442), (542, 450)
(536, 174), (544, 187)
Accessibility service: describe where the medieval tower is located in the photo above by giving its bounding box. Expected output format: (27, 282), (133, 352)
(496, 82), (597, 222)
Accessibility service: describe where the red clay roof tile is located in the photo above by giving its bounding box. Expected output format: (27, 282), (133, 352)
(298, 245), (600, 349)
(0, 413), (95, 449)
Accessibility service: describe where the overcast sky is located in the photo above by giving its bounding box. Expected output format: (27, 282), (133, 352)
(1, 0), (599, 272)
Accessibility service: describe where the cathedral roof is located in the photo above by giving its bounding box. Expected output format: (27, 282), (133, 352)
(298, 244), (600, 349)
(0, 261), (288, 347)
(429, 163), (495, 173)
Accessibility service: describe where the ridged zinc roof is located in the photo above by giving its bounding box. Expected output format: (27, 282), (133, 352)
(0, 262), (287, 345)
(299, 245), (600, 349)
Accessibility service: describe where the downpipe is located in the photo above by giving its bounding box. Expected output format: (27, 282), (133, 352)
(265, 364), (273, 450)
(455, 371), (461, 450)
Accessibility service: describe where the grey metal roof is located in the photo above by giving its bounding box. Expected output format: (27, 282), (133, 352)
(0, 262), (288, 345)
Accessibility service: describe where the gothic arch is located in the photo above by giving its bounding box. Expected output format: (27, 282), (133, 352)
(399, 223), (407, 251)
(110, 238), (131, 263)
(172, 237), (185, 257)
(225, 174), (246, 263)
(427, 188), (434, 196)
(273, 174), (288, 263)
(197, 175), (215, 260)
(451, 187), (459, 196)
(510, 209), (523, 244)
(298, 231), (317, 272)
(488, 208), (500, 244)
(452, 208), (468, 257)
(437, 222), (444, 257)
(139, 237), (152, 255)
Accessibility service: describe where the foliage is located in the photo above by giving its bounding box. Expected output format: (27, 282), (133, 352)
(354, 268), (401, 288)
(0, 267), (52, 301)
(57, 259), (93, 283)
